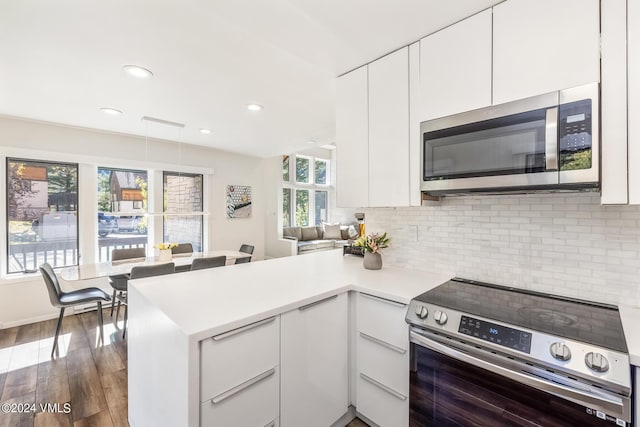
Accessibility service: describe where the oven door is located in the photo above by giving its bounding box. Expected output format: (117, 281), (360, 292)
(409, 329), (631, 427)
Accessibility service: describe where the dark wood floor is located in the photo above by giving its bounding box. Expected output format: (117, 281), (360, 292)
(0, 308), (128, 427)
(0, 310), (369, 427)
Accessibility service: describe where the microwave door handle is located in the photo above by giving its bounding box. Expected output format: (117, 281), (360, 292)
(545, 107), (559, 170)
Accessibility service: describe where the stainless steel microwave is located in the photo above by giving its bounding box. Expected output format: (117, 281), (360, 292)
(420, 83), (599, 195)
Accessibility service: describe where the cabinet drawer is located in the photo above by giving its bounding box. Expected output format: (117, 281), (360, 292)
(356, 372), (408, 427)
(200, 367), (279, 427)
(356, 293), (408, 350)
(357, 332), (408, 397)
(200, 316), (279, 401)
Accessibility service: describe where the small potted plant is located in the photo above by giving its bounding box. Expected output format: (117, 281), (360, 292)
(155, 242), (178, 261)
(352, 232), (390, 270)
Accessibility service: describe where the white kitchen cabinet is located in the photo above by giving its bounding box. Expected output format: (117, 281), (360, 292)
(200, 316), (280, 427)
(493, 0), (600, 105)
(280, 293), (349, 427)
(419, 9), (492, 121)
(629, 0), (640, 204)
(601, 0), (629, 204)
(368, 47), (410, 207)
(336, 66), (369, 208)
(355, 293), (409, 427)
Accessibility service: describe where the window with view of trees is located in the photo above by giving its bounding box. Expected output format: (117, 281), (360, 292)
(163, 172), (204, 252)
(282, 153), (332, 228)
(97, 167), (148, 261)
(7, 158), (79, 273)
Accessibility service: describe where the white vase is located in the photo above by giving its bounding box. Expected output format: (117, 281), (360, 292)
(158, 249), (172, 262)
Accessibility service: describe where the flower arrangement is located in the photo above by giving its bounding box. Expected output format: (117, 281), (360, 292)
(353, 232), (390, 254)
(155, 242), (178, 250)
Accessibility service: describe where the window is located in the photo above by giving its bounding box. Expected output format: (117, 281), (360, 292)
(282, 152), (332, 229)
(282, 188), (292, 228)
(295, 156), (311, 184)
(295, 189), (309, 226)
(97, 167), (148, 261)
(282, 155), (290, 182)
(315, 159), (328, 185)
(163, 172), (204, 252)
(314, 191), (328, 225)
(7, 158), (78, 273)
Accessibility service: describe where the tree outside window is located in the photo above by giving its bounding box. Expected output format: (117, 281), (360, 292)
(295, 156), (310, 184)
(295, 189), (309, 226)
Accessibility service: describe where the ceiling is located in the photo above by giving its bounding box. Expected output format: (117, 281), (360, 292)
(0, 0), (500, 158)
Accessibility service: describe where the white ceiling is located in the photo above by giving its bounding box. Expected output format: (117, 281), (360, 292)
(0, 0), (500, 158)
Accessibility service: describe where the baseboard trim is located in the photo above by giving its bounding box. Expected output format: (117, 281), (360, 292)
(355, 410), (379, 427)
(331, 406), (357, 427)
(2, 311), (67, 329)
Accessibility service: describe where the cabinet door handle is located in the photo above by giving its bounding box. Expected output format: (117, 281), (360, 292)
(359, 332), (407, 354)
(360, 292), (406, 308)
(213, 317), (275, 341)
(360, 372), (407, 401)
(211, 368), (276, 404)
(298, 294), (338, 311)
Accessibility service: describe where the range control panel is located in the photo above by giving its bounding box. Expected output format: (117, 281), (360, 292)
(459, 316), (532, 354)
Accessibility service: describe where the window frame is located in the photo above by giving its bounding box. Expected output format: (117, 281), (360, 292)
(6, 157), (80, 274)
(162, 171), (204, 251)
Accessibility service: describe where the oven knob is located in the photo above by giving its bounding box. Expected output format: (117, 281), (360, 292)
(434, 310), (448, 325)
(415, 305), (428, 319)
(549, 342), (571, 361)
(585, 352), (609, 373)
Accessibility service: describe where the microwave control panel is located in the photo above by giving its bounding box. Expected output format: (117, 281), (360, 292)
(559, 99), (592, 152)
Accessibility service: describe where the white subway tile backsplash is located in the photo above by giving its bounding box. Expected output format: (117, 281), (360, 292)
(364, 193), (640, 306)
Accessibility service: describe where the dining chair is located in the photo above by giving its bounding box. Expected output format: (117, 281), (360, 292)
(191, 256), (226, 271)
(239, 244), (254, 255)
(172, 243), (194, 272)
(235, 256), (251, 264)
(121, 262), (175, 338)
(171, 243), (194, 254)
(109, 247), (146, 318)
(40, 263), (111, 357)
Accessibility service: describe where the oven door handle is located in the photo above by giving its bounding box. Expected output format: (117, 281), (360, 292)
(410, 330), (629, 421)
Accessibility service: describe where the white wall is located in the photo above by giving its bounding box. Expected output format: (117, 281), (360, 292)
(0, 116), (265, 327)
(364, 192), (640, 306)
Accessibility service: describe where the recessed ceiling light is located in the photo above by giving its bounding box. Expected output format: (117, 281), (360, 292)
(246, 104), (263, 111)
(200, 128), (211, 134)
(320, 144), (336, 150)
(122, 65), (154, 78)
(100, 108), (122, 116)
(306, 140), (316, 144)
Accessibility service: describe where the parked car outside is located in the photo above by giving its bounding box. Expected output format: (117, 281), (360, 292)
(116, 215), (147, 234)
(98, 212), (117, 237)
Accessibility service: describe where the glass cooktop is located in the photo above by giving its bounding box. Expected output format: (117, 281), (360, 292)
(414, 278), (628, 353)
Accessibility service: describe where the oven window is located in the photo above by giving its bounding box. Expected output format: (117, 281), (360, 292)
(423, 108), (548, 180)
(410, 343), (617, 426)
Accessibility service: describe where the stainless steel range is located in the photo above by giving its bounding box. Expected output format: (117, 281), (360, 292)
(406, 278), (632, 426)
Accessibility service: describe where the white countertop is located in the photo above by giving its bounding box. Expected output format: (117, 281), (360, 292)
(130, 250), (640, 365)
(129, 250), (451, 341)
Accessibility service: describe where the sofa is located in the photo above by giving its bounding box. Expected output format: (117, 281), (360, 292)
(283, 224), (357, 255)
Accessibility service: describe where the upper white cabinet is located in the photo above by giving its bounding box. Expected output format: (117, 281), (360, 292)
(368, 47), (410, 207)
(336, 66), (369, 208)
(629, 0), (640, 204)
(419, 9), (492, 121)
(280, 293), (349, 427)
(337, 47), (416, 208)
(493, 0), (600, 105)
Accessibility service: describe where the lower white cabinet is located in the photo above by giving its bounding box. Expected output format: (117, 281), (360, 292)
(200, 316), (280, 427)
(280, 293), (349, 427)
(355, 293), (409, 427)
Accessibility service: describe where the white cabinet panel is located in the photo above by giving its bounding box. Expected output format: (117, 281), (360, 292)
(200, 367), (279, 427)
(280, 293), (349, 427)
(629, 0), (640, 204)
(200, 316), (279, 401)
(336, 66), (369, 208)
(357, 333), (409, 400)
(356, 370), (408, 427)
(368, 47), (410, 207)
(493, 0), (600, 105)
(601, 0), (628, 204)
(356, 293), (408, 350)
(419, 9), (492, 121)
(408, 42), (422, 207)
